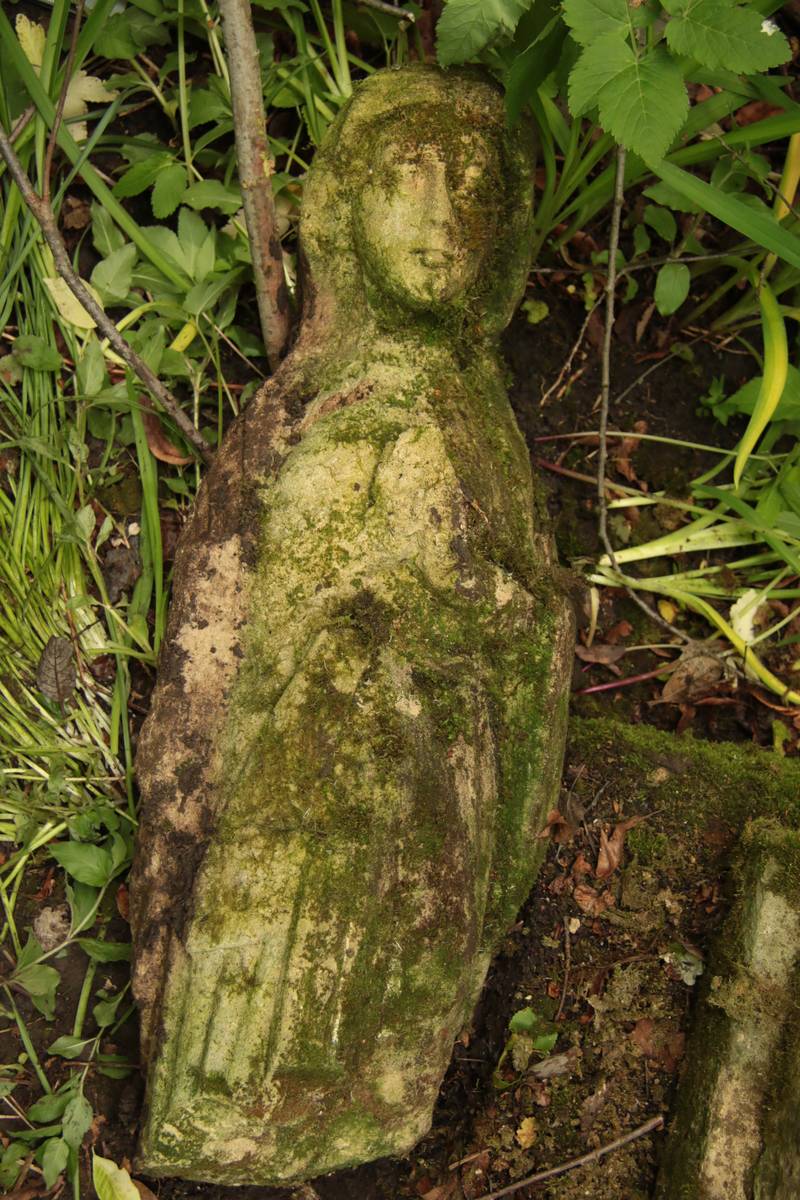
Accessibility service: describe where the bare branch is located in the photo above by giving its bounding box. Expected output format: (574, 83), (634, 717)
(0, 123), (213, 465)
(217, 0), (292, 372)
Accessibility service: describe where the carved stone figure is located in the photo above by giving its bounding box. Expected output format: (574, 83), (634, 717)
(131, 65), (573, 1185)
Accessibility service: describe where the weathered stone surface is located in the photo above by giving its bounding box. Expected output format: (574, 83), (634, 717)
(656, 820), (800, 1200)
(131, 65), (573, 1185)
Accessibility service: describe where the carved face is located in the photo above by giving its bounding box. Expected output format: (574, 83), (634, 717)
(354, 129), (500, 311)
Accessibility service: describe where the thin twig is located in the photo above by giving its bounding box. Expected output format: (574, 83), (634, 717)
(0, 124), (213, 464)
(539, 298), (600, 406)
(554, 921), (571, 1022)
(473, 1114), (664, 1200)
(43, 0), (85, 205)
(217, 0), (291, 371)
(357, 0), (416, 17)
(9, 107), (35, 147)
(596, 147), (686, 644)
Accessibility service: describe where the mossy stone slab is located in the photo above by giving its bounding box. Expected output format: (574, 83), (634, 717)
(130, 66), (573, 1186)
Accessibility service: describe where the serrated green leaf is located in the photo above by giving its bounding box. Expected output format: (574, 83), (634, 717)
(654, 261), (691, 314)
(113, 154), (171, 199)
(152, 163), (188, 219)
(436, 0), (531, 66)
(91, 244), (137, 305)
(183, 179), (242, 215)
(41, 1137), (69, 1188)
(50, 841), (114, 887)
(93, 1152), (140, 1199)
(77, 938), (131, 963)
(562, 0), (630, 45)
(665, 0), (790, 74)
(596, 46), (688, 163)
(62, 1095), (93, 1150)
(568, 31), (633, 117)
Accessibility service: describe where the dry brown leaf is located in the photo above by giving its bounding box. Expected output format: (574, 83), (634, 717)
(573, 883), (615, 916)
(661, 652), (724, 705)
(515, 1116), (537, 1149)
(605, 619), (633, 645)
(140, 398), (193, 465)
(630, 1018), (685, 1072)
(595, 815), (646, 880)
(574, 643), (628, 674)
(529, 1048), (579, 1079)
(537, 809), (577, 845)
(36, 635), (76, 703)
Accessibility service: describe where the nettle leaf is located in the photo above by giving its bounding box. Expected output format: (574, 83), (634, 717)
(664, 0), (790, 74)
(36, 637), (76, 703)
(91, 244), (137, 305)
(595, 46), (688, 164)
(568, 30), (634, 116)
(654, 261), (691, 314)
(50, 841), (115, 888)
(62, 1094), (93, 1150)
(562, 0), (630, 45)
(152, 163), (189, 219)
(436, 0), (532, 66)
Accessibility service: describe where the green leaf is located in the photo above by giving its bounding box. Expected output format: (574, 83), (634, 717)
(11, 335), (62, 371)
(0, 1144), (27, 1191)
(654, 160), (800, 269)
(182, 179), (242, 215)
(643, 180), (701, 212)
(188, 87), (230, 128)
(93, 989), (126, 1028)
(91, 244), (137, 305)
(77, 938), (131, 963)
(435, 0), (532, 66)
(665, 0), (790, 73)
(734, 283), (787, 487)
(48, 1035), (94, 1059)
(152, 163), (189, 219)
(568, 31), (634, 117)
(62, 1095), (93, 1150)
(66, 880), (100, 932)
(77, 336), (107, 397)
(94, 9), (170, 58)
(113, 154), (171, 199)
(28, 1090), (72, 1123)
(644, 203), (678, 242)
(509, 1006), (539, 1033)
(504, 14), (566, 124)
(596, 46), (688, 164)
(93, 1153), (140, 1199)
(562, 0), (629, 45)
(654, 261), (691, 314)
(14, 938), (60, 1019)
(92, 203), (125, 259)
(41, 1138), (69, 1188)
(50, 841), (114, 887)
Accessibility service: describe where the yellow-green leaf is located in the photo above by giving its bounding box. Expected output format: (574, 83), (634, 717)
(734, 284), (788, 488)
(44, 277), (101, 331)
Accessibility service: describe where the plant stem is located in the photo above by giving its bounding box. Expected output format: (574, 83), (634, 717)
(43, 0), (85, 205)
(0, 124), (213, 464)
(217, 0), (291, 371)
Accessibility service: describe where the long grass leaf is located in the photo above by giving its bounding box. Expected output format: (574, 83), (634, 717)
(732, 285), (789, 486)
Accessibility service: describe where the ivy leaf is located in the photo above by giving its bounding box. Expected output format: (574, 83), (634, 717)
(568, 31), (634, 117)
(596, 46), (688, 164)
(562, 0), (630, 45)
(50, 841), (115, 887)
(664, 0), (790, 73)
(62, 1094), (93, 1150)
(152, 163), (189, 219)
(436, 0), (532, 66)
(654, 262), (691, 314)
(93, 1153), (140, 1200)
(41, 1138), (69, 1188)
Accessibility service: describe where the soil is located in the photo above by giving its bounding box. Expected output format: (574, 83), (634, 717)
(1, 285), (784, 1200)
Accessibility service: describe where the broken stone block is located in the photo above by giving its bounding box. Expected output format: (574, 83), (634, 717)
(656, 819), (800, 1200)
(130, 65), (573, 1186)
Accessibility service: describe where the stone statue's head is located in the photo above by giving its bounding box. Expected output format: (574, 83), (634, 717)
(299, 66), (535, 341)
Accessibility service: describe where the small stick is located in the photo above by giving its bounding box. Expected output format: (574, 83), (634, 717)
(357, 0), (416, 17)
(473, 1114), (664, 1200)
(0, 123), (213, 465)
(449, 1149), (488, 1171)
(574, 661), (678, 696)
(554, 920), (571, 1022)
(43, 0), (85, 205)
(539, 298), (600, 407)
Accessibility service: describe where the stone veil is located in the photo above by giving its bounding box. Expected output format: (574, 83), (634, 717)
(131, 64), (574, 1186)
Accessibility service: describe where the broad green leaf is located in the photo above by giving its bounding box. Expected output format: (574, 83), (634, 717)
(665, 0), (790, 73)
(41, 1138), (69, 1188)
(152, 163), (189, 219)
(596, 46), (688, 164)
(28, 1090), (72, 1123)
(62, 1095), (93, 1150)
(94, 989), (127, 1027)
(711, 365), (800, 424)
(643, 180), (701, 212)
(91, 244), (137, 305)
(562, 0), (629, 44)
(50, 841), (114, 887)
(509, 1006), (539, 1033)
(435, 0), (531, 66)
(11, 335), (62, 371)
(48, 1035), (95, 1059)
(183, 179), (242, 215)
(66, 879), (100, 932)
(654, 262), (691, 314)
(94, 9), (170, 58)
(504, 14), (565, 124)
(644, 203), (678, 242)
(77, 937), (131, 962)
(92, 203), (125, 259)
(568, 32), (633, 118)
(654, 160), (800, 269)
(188, 87), (230, 128)
(113, 154), (171, 200)
(734, 284), (788, 487)
(93, 1153), (140, 1200)
(77, 336), (107, 397)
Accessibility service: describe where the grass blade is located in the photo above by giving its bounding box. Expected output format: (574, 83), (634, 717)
(732, 284), (788, 487)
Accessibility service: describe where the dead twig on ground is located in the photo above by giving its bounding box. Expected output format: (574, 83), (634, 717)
(357, 0), (416, 18)
(0, 123), (213, 465)
(473, 1114), (664, 1199)
(217, 0), (291, 371)
(539, 298), (600, 407)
